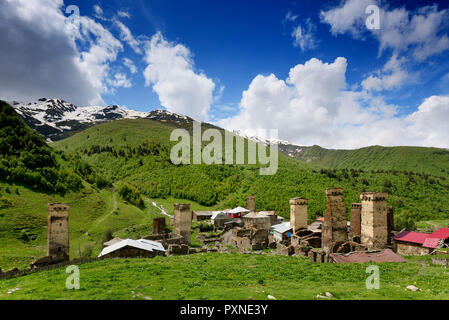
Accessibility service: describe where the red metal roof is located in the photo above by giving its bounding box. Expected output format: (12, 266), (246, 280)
(431, 228), (449, 240)
(330, 249), (407, 263)
(393, 231), (429, 244)
(422, 238), (442, 249)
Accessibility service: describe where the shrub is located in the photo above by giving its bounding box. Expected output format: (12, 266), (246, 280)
(118, 183), (144, 208)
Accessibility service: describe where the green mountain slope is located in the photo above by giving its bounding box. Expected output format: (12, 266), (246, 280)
(293, 145), (449, 177)
(0, 102), (214, 269)
(1, 253), (449, 300)
(2, 100), (449, 271)
(52, 119), (449, 230)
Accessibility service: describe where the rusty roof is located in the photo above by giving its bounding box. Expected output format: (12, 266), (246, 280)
(330, 249), (407, 263)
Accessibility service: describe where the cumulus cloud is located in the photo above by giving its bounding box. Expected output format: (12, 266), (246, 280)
(291, 20), (318, 51)
(405, 96), (449, 147)
(143, 32), (216, 121)
(362, 54), (408, 91)
(107, 73), (132, 88)
(218, 57), (449, 149)
(0, 0), (127, 106)
(321, 0), (376, 37)
(321, 1), (449, 61)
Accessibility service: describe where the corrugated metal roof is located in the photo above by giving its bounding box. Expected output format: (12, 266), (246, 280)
(393, 230), (429, 244)
(211, 211), (227, 220)
(431, 228), (449, 239)
(227, 206), (250, 214)
(422, 237), (442, 249)
(330, 249), (406, 263)
(193, 211), (214, 216)
(98, 239), (165, 257)
(271, 222), (292, 234)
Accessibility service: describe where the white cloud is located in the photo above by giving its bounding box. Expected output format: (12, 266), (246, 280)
(362, 54), (408, 91)
(143, 32), (216, 121)
(123, 58), (137, 74)
(93, 4), (103, 16)
(107, 73), (132, 88)
(321, 0), (376, 38)
(321, 1), (449, 61)
(218, 57), (449, 149)
(405, 96), (449, 147)
(0, 0), (126, 105)
(284, 11), (298, 23)
(115, 19), (142, 54)
(291, 20), (318, 51)
(117, 10), (131, 19)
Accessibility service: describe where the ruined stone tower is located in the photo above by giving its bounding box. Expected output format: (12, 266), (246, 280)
(322, 188), (348, 253)
(360, 192), (389, 249)
(246, 196), (256, 212)
(174, 203), (191, 243)
(289, 197), (308, 233)
(350, 203), (362, 238)
(47, 203), (69, 261)
(153, 217), (166, 235)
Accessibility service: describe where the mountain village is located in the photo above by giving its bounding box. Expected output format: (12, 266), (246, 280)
(2, 187), (449, 279)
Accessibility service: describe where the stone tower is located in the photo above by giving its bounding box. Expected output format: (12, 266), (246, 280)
(153, 217), (166, 235)
(174, 203), (191, 243)
(360, 192), (389, 249)
(289, 197), (308, 232)
(387, 206), (395, 245)
(350, 203), (362, 238)
(47, 203), (70, 261)
(246, 196), (256, 212)
(322, 188), (348, 253)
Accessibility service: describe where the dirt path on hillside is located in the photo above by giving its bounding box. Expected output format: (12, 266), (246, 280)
(96, 192), (118, 225)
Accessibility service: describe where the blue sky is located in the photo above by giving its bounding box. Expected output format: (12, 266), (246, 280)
(1, 0), (449, 148)
(73, 0), (449, 117)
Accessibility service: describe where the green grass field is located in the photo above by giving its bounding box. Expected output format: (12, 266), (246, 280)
(1, 253), (448, 300)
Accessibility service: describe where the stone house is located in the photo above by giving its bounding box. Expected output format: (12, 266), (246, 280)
(98, 239), (166, 258)
(393, 228), (449, 255)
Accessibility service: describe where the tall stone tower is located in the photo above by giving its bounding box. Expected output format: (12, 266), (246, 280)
(174, 203), (191, 243)
(323, 188), (348, 253)
(47, 203), (70, 261)
(289, 198), (308, 232)
(350, 203), (362, 238)
(387, 206), (395, 245)
(246, 196), (256, 212)
(360, 192), (389, 249)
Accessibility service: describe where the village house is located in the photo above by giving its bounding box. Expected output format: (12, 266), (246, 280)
(393, 228), (449, 255)
(242, 212), (272, 230)
(211, 211), (231, 229)
(192, 211), (214, 222)
(98, 239), (166, 258)
(226, 206), (250, 219)
(270, 222), (293, 242)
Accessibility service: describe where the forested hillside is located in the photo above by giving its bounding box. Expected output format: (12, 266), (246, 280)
(53, 118), (449, 230)
(293, 145), (449, 178)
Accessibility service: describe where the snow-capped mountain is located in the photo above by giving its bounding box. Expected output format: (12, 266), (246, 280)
(9, 97), (308, 159)
(10, 98), (192, 142)
(232, 130), (308, 157)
